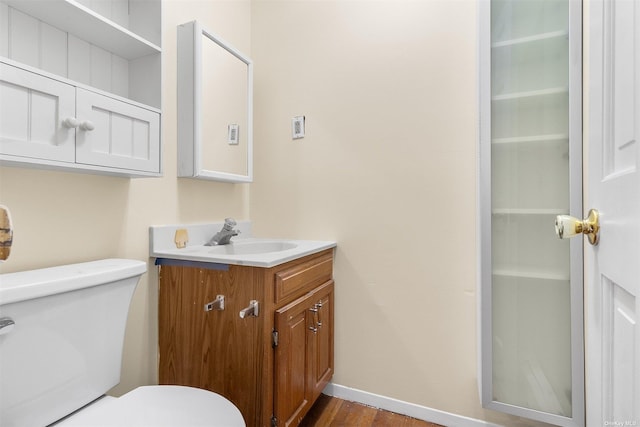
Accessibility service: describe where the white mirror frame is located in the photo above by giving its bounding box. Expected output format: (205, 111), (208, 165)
(177, 21), (253, 183)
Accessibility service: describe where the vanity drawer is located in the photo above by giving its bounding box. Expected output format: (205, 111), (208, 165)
(274, 252), (333, 305)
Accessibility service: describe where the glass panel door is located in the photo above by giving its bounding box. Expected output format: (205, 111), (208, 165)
(479, 1), (583, 426)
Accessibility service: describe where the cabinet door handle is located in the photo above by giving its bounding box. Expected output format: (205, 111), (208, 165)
(309, 306), (319, 333)
(204, 295), (225, 312)
(316, 302), (323, 327)
(239, 300), (259, 318)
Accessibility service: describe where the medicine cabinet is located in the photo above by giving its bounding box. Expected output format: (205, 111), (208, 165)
(478, 1), (584, 426)
(0, 0), (162, 177)
(177, 21), (253, 183)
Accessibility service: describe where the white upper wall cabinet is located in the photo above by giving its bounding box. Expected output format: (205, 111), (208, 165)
(478, 1), (584, 426)
(0, 0), (161, 177)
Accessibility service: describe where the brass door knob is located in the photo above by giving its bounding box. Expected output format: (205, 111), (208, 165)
(555, 209), (600, 245)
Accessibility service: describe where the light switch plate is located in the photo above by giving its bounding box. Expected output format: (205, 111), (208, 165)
(227, 124), (239, 145)
(292, 116), (305, 139)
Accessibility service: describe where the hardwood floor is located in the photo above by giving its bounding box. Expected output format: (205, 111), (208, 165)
(300, 394), (445, 427)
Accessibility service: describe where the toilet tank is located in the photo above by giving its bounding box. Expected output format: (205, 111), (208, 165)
(0, 259), (146, 427)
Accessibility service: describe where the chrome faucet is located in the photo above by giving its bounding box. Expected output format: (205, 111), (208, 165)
(205, 218), (240, 246)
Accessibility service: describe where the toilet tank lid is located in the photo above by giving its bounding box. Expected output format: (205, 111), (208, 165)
(0, 259), (147, 306)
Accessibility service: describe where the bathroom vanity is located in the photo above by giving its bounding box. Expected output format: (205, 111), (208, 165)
(151, 223), (336, 427)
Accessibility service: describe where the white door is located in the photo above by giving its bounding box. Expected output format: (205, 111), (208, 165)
(586, 0), (640, 425)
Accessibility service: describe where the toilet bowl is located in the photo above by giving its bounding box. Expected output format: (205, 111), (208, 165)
(0, 259), (244, 427)
(55, 386), (244, 426)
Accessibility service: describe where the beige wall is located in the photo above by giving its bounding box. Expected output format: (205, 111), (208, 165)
(251, 0), (479, 416)
(250, 1), (541, 425)
(251, 1), (477, 414)
(0, 1), (550, 425)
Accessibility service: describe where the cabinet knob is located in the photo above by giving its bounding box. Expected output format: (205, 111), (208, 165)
(79, 120), (95, 131)
(62, 117), (80, 128)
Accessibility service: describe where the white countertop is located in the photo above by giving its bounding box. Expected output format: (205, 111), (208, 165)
(149, 222), (336, 268)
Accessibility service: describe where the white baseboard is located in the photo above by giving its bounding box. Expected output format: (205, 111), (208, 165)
(323, 383), (502, 427)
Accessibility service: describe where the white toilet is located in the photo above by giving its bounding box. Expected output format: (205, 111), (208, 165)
(0, 258), (245, 427)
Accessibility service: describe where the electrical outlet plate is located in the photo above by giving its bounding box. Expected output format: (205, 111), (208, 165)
(292, 116), (305, 139)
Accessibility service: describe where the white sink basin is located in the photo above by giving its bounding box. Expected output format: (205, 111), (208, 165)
(205, 240), (298, 255)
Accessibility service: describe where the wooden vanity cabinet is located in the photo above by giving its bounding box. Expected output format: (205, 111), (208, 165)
(158, 249), (334, 427)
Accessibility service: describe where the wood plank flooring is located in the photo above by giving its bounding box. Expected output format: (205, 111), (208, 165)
(300, 394), (445, 427)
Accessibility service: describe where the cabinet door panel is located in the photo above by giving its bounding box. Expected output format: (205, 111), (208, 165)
(308, 280), (334, 402)
(158, 265), (259, 427)
(201, 267), (260, 427)
(0, 62), (75, 162)
(158, 266), (211, 388)
(75, 88), (160, 173)
(275, 292), (314, 427)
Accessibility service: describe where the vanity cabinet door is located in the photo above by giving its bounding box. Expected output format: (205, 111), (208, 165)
(274, 291), (315, 427)
(0, 61), (75, 162)
(307, 281), (334, 403)
(158, 265), (261, 427)
(158, 266), (210, 387)
(75, 88), (160, 173)
(274, 280), (334, 427)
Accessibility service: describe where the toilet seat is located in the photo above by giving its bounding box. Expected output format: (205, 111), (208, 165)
(55, 385), (245, 426)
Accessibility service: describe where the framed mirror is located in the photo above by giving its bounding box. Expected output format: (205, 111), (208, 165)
(177, 21), (253, 183)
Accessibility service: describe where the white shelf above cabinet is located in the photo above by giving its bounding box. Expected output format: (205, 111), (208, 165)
(3, 0), (160, 60)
